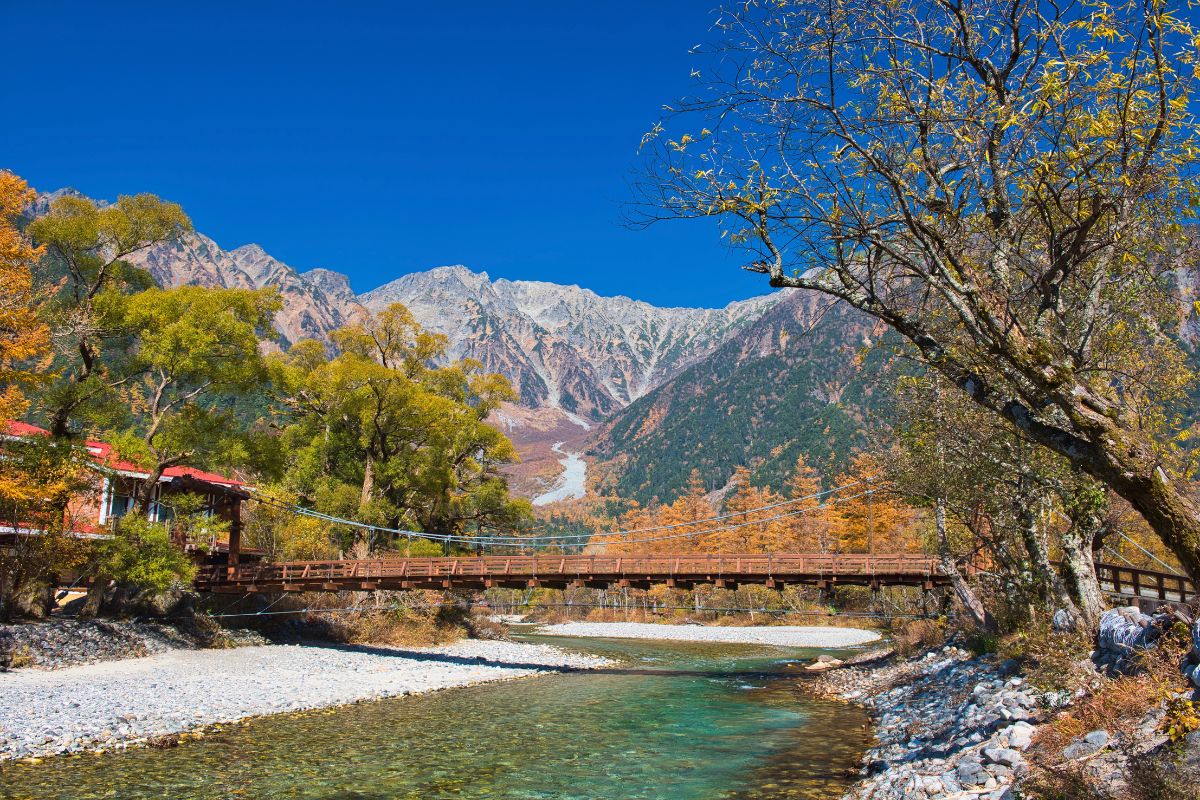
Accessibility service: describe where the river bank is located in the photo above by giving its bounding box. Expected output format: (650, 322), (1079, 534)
(809, 645), (1040, 799)
(0, 619), (270, 670)
(0, 639), (611, 762)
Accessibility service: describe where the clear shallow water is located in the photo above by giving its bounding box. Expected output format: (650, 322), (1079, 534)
(0, 632), (871, 800)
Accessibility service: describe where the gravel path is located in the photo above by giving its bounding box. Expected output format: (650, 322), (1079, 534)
(0, 639), (610, 762)
(533, 622), (881, 647)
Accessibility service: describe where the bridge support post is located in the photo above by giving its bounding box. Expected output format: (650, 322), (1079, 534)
(225, 495), (242, 581)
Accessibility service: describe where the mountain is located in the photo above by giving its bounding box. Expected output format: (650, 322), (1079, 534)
(360, 266), (783, 420)
(128, 239), (366, 346)
(28, 189), (366, 346)
(588, 292), (892, 504)
(28, 188), (883, 505)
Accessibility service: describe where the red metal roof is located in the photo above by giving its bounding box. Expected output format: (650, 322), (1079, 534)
(3, 420), (50, 437)
(2, 420), (247, 488)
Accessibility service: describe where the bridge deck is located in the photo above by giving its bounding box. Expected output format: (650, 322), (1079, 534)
(196, 553), (948, 593)
(195, 554), (1197, 603)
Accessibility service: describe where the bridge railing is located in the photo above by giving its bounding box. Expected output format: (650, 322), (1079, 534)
(198, 552), (943, 586)
(1093, 561), (1194, 603)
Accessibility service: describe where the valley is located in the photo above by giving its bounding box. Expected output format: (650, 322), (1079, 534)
(28, 189), (874, 508)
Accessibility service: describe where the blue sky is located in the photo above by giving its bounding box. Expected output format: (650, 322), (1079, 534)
(2, 1), (770, 307)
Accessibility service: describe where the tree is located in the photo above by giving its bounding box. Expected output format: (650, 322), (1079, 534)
(701, 467), (791, 552)
(243, 485), (338, 561)
(639, 0), (1200, 578)
(784, 455), (833, 552)
(0, 435), (91, 620)
(891, 374), (1108, 628)
(827, 454), (919, 554)
(28, 193), (191, 437)
(104, 285), (280, 510)
(0, 171), (49, 428)
(271, 304), (529, 554)
(80, 514), (197, 618)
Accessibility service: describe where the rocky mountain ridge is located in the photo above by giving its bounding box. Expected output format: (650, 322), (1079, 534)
(361, 265), (784, 419)
(30, 189), (786, 422)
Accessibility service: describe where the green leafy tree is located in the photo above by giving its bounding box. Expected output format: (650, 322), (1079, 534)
(639, 0), (1200, 578)
(891, 374), (1109, 629)
(271, 304), (530, 555)
(80, 515), (197, 618)
(103, 285), (280, 510)
(28, 193), (191, 438)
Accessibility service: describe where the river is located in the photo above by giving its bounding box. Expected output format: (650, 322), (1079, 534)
(0, 632), (871, 799)
(531, 443), (587, 505)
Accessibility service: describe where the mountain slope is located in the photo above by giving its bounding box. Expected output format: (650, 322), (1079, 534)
(361, 265), (782, 420)
(588, 291), (892, 503)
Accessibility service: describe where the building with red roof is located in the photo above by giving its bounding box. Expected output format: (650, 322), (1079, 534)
(1, 421), (254, 565)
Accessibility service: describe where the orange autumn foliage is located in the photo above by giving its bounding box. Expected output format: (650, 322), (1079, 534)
(0, 171), (48, 426)
(0, 171), (51, 506)
(588, 456), (922, 555)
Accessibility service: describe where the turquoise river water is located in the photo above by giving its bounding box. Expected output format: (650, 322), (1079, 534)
(0, 632), (873, 800)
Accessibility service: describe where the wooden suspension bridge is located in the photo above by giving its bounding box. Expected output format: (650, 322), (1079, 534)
(195, 553), (1196, 604)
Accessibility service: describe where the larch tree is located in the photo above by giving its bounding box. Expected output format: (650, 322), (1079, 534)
(703, 467), (790, 552)
(784, 455), (829, 551)
(827, 455), (917, 554)
(638, 0), (1200, 579)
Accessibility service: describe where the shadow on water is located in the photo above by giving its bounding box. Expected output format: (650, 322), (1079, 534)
(0, 634), (873, 800)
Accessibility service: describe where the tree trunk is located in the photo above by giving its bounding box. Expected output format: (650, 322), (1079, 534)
(935, 497), (996, 631)
(135, 468), (165, 515)
(359, 455), (374, 508)
(1015, 489), (1077, 616)
(1102, 461), (1200, 581)
(882, 311), (1200, 583)
(79, 579), (108, 619)
(1059, 527), (1106, 628)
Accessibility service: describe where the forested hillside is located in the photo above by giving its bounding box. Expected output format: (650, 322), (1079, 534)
(590, 291), (893, 503)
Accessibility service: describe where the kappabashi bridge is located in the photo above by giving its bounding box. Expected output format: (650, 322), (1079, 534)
(195, 553), (1195, 604)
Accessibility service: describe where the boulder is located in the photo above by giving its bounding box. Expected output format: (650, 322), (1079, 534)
(62, 586), (197, 621)
(983, 747), (1024, 768)
(1097, 607), (1159, 656)
(1002, 721), (1035, 750)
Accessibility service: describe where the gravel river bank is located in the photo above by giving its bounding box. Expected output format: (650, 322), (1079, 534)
(0, 639), (610, 762)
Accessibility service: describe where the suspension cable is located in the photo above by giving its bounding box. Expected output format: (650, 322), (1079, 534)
(244, 480), (870, 549)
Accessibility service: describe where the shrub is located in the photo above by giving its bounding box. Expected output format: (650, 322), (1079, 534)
(93, 515), (196, 592)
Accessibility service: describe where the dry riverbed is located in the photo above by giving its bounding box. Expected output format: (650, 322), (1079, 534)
(0, 639), (610, 762)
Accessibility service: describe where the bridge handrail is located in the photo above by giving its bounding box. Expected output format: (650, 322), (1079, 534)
(198, 552), (945, 585)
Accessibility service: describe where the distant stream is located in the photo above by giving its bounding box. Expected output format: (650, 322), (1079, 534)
(531, 442), (587, 505)
(0, 633), (871, 800)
